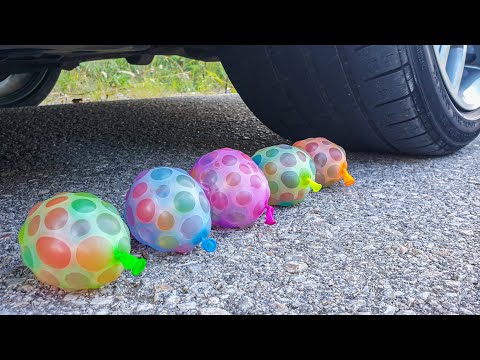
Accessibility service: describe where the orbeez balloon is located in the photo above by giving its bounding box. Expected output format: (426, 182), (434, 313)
(190, 148), (276, 228)
(252, 144), (322, 206)
(293, 137), (355, 187)
(18, 192), (146, 290)
(125, 167), (216, 253)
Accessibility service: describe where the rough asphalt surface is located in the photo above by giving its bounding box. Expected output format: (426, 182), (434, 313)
(1, 94), (479, 315)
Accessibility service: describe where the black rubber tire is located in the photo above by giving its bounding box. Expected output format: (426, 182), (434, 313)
(220, 45), (480, 155)
(0, 68), (61, 108)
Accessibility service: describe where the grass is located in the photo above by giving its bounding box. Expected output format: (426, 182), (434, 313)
(44, 56), (235, 105)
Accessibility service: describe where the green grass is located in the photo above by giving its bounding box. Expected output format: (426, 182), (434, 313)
(44, 56), (235, 104)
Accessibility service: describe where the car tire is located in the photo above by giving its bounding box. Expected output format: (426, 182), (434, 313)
(0, 68), (61, 108)
(220, 45), (480, 155)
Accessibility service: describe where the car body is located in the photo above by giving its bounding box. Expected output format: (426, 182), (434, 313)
(1, 44), (479, 155)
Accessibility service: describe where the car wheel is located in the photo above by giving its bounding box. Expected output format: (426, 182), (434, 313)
(220, 45), (480, 155)
(0, 68), (61, 108)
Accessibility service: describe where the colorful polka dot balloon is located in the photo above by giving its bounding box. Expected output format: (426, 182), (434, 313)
(190, 148), (276, 228)
(125, 167), (216, 254)
(18, 192), (146, 291)
(293, 137), (355, 187)
(252, 144), (322, 206)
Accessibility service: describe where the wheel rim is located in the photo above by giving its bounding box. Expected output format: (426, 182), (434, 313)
(433, 45), (480, 112)
(0, 70), (49, 106)
(0, 74), (34, 97)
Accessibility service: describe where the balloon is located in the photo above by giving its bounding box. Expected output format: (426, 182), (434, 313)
(190, 148), (275, 228)
(293, 137), (355, 187)
(125, 167), (216, 254)
(18, 192), (146, 290)
(252, 144), (322, 206)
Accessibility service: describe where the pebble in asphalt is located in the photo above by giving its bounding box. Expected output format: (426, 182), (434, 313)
(0, 94), (479, 315)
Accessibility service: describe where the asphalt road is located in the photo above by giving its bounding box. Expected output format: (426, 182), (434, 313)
(1, 94), (479, 315)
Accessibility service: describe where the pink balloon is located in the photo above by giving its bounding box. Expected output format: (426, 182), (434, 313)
(190, 148), (276, 228)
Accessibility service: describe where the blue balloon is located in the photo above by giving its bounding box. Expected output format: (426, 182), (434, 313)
(125, 167), (216, 254)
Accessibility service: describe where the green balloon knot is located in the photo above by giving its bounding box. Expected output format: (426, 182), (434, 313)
(114, 251), (146, 276)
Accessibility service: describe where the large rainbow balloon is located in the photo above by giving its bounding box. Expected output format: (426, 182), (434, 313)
(19, 192), (146, 290)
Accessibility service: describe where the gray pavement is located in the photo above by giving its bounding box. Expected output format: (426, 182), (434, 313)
(0, 94), (479, 315)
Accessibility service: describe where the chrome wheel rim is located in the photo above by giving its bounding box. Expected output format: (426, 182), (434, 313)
(0, 73), (34, 97)
(433, 45), (480, 112)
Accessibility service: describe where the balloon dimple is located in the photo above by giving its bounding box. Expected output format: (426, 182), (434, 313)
(306, 142), (319, 153)
(297, 151), (307, 162)
(133, 182), (148, 198)
(236, 191), (252, 206)
(329, 147), (343, 161)
(66, 273), (91, 289)
(71, 219), (91, 238)
(296, 189), (306, 201)
(327, 165), (340, 178)
(45, 208), (69, 230)
(199, 192), (210, 213)
(252, 154), (262, 165)
(201, 169), (218, 187)
(239, 164), (251, 174)
(37, 270), (59, 287)
(158, 236), (178, 250)
(157, 211), (175, 230)
(46, 196), (68, 207)
(281, 171), (300, 189)
(28, 215), (40, 236)
(181, 215), (203, 240)
(250, 175), (262, 189)
(226, 172), (241, 186)
(211, 192), (228, 210)
(151, 167), (173, 180)
(136, 199), (156, 223)
(28, 201), (43, 218)
(139, 227), (155, 243)
(72, 199), (96, 213)
(266, 148), (279, 158)
(174, 191), (195, 213)
(36, 236), (71, 269)
(156, 184), (170, 198)
(314, 152), (328, 168)
(222, 155), (238, 166)
(76, 236), (113, 272)
(199, 151), (218, 166)
(317, 173), (326, 185)
(176, 175), (195, 188)
(264, 162), (277, 175)
(226, 211), (246, 224)
(269, 181), (279, 194)
(280, 192), (295, 203)
(117, 236), (131, 254)
(97, 264), (123, 285)
(125, 205), (135, 226)
(97, 213), (121, 235)
(280, 153), (297, 167)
